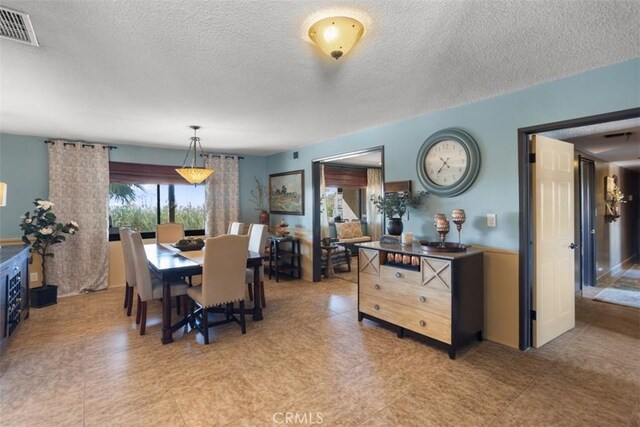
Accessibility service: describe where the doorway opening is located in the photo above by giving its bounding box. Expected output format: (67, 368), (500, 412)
(541, 119), (640, 303)
(311, 147), (384, 283)
(518, 108), (639, 350)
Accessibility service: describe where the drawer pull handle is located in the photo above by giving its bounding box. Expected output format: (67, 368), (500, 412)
(419, 296), (426, 303)
(374, 284), (380, 290)
(395, 272), (402, 278)
(374, 304), (380, 311)
(419, 320), (426, 327)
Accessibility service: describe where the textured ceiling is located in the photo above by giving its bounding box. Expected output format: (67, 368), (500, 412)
(1, 1), (639, 155)
(543, 119), (640, 171)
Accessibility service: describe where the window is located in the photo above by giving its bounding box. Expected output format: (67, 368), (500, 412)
(324, 187), (364, 223)
(108, 161), (206, 240)
(109, 183), (205, 239)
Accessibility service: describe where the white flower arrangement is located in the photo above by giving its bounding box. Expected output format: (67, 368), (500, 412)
(20, 198), (79, 287)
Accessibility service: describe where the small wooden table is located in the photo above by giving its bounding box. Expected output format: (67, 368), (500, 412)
(144, 244), (266, 345)
(321, 245), (338, 279)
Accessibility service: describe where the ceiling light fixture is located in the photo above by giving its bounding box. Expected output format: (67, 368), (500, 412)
(308, 16), (364, 60)
(175, 126), (214, 184)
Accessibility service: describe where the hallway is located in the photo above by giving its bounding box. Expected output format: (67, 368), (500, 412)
(582, 264), (640, 309)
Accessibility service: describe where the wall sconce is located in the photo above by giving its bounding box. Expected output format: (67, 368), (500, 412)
(604, 175), (625, 223)
(0, 182), (6, 206)
(308, 16), (364, 60)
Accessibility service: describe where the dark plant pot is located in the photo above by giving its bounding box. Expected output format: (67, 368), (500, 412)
(387, 218), (404, 236)
(30, 285), (58, 308)
(259, 210), (270, 225)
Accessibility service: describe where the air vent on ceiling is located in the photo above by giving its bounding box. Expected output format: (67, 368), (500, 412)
(0, 7), (39, 46)
(603, 132), (632, 139)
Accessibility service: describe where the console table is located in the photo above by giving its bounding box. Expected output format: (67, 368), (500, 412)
(356, 241), (483, 359)
(0, 244), (30, 355)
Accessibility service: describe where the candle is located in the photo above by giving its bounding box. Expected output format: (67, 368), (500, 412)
(401, 232), (413, 245)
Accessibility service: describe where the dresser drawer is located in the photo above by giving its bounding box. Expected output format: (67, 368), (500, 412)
(380, 265), (421, 286)
(360, 293), (451, 344)
(359, 274), (451, 319)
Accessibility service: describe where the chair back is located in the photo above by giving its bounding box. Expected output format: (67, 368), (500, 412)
(201, 235), (249, 307)
(119, 227), (136, 287)
(157, 223), (184, 244)
(129, 231), (154, 301)
(247, 224), (268, 255)
(227, 222), (244, 235)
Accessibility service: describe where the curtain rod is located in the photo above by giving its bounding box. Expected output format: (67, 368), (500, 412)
(45, 140), (117, 150)
(325, 164), (379, 170)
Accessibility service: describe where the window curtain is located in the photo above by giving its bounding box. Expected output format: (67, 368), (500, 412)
(366, 168), (383, 241)
(205, 155), (240, 236)
(319, 165), (330, 239)
(48, 141), (110, 296)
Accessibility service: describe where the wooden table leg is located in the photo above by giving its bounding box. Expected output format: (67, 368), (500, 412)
(252, 266), (263, 321)
(161, 279), (173, 344)
(325, 247), (335, 279)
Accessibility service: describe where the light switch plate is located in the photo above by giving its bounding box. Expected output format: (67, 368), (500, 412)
(487, 213), (497, 227)
(30, 272), (38, 282)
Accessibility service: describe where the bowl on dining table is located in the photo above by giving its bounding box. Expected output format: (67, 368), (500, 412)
(171, 238), (205, 251)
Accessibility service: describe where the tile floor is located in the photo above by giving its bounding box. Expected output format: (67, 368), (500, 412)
(582, 264), (639, 302)
(1, 275), (638, 426)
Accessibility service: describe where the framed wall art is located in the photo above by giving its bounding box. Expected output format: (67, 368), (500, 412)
(269, 170), (305, 215)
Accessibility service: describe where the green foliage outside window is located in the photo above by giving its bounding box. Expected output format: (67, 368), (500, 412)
(109, 204), (205, 232)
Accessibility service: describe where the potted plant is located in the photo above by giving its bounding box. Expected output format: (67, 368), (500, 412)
(370, 192), (425, 235)
(20, 199), (79, 307)
(249, 177), (270, 225)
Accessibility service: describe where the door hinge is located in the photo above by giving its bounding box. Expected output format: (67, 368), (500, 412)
(530, 310), (537, 320)
(529, 153), (536, 163)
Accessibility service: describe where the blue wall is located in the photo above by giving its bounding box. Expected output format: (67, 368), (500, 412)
(265, 58), (640, 251)
(2, 59), (638, 244)
(0, 134), (266, 237)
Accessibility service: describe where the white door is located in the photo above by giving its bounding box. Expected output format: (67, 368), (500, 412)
(532, 134), (576, 348)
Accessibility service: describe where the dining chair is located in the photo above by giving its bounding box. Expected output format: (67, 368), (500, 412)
(156, 223), (185, 244)
(119, 227), (136, 316)
(245, 224), (268, 308)
(227, 222), (244, 235)
(187, 234), (249, 344)
(129, 231), (189, 335)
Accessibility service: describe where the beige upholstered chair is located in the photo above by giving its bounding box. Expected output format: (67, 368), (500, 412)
(334, 220), (372, 245)
(129, 231), (189, 335)
(156, 223), (185, 244)
(227, 222), (244, 235)
(119, 227), (136, 316)
(245, 224), (268, 307)
(187, 234), (249, 344)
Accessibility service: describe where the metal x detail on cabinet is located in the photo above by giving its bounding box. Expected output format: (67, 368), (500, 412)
(360, 250), (379, 275)
(422, 259), (451, 290)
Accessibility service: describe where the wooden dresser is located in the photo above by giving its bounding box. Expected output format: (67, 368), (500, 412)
(0, 244), (30, 355)
(357, 241), (483, 359)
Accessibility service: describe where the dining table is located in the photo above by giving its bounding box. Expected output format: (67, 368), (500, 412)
(144, 243), (266, 344)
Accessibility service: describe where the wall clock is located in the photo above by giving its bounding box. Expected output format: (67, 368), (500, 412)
(416, 128), (481, 197)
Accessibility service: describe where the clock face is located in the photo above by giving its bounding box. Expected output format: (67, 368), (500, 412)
(416, 128), (481, 197)
(424, 139), (468, 187)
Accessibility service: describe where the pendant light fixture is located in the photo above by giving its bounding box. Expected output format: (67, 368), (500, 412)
(175, 125), (214, 184)
(308, 16), (364, 60)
